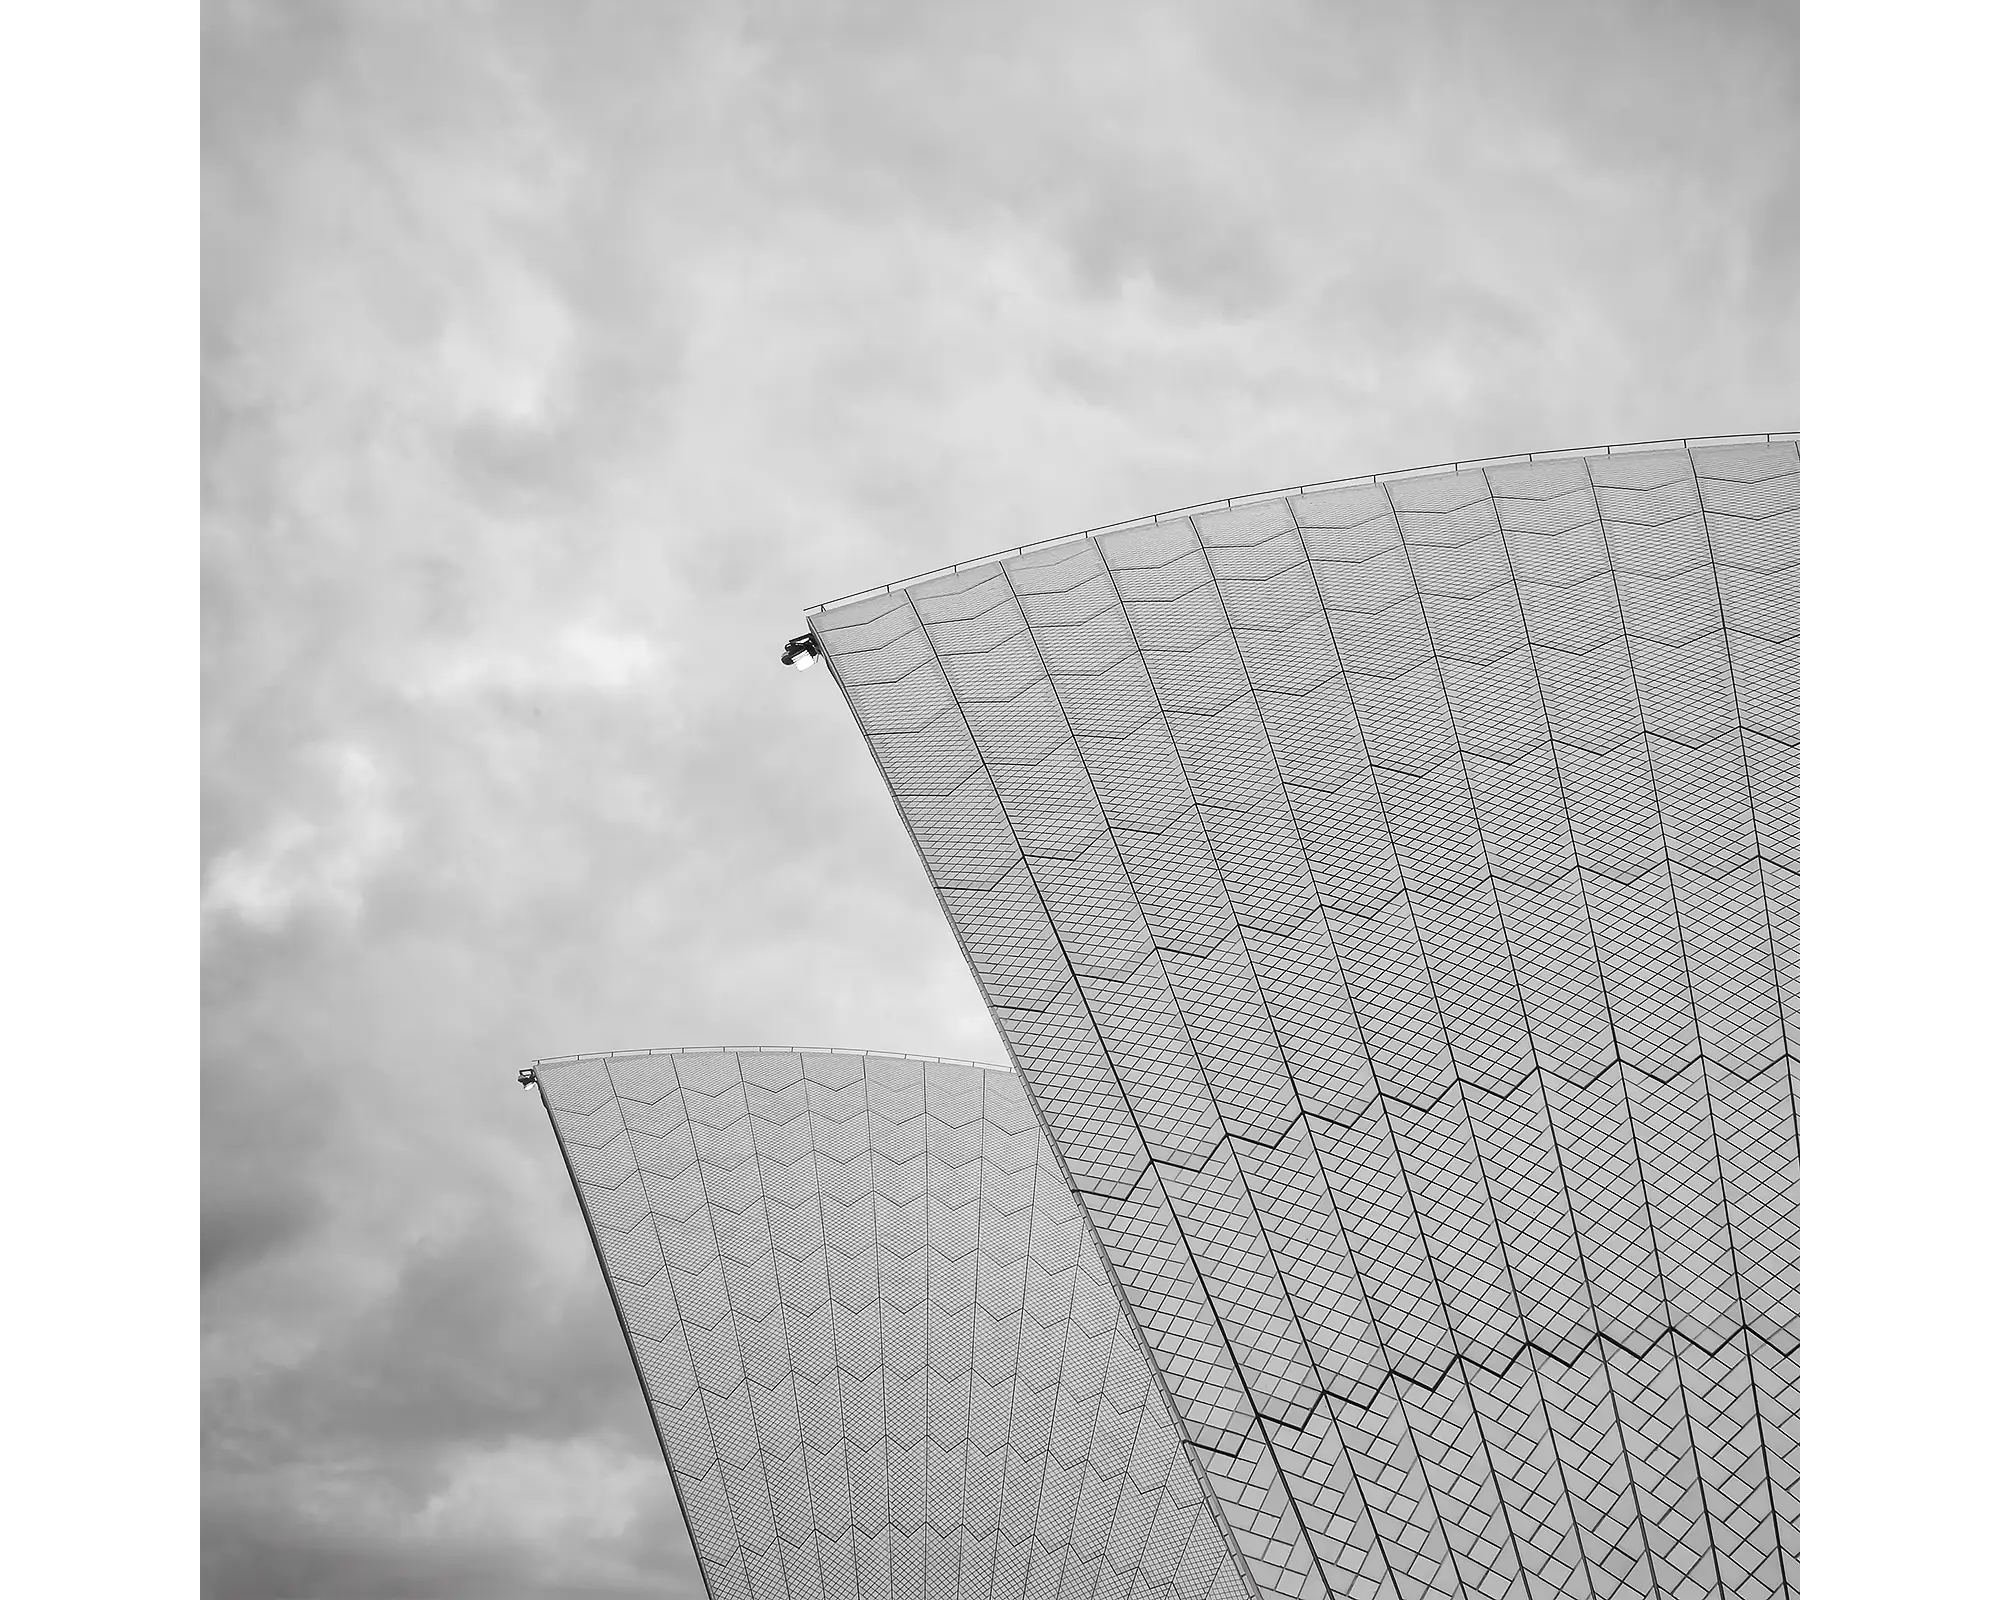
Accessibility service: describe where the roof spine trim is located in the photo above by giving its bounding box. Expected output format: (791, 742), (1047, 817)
(806, 429), (1800, 615)
(529, 1043), (1015, 1073)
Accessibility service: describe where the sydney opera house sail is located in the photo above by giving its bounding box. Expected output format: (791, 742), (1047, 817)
(529, 1047), (1256, 1600)
(812, 441), (1799, 1600)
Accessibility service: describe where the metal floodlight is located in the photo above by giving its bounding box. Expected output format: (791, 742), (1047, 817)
(780, 632), (821, 670)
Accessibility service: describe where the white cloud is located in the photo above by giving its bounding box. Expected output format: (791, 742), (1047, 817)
(204, 745), (405, 931)
(414, 1437), (660, 1549)
(433, 260), (577, 427)
(410, 625), (664, 700)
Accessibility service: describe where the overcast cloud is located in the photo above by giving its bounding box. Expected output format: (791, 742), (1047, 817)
(201, 3), (1796, 1594)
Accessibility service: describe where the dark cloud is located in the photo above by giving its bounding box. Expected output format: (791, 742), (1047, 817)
(228, 1217), (639, 1456)
(203, 2), (1795, 1595)
(203, 1473), (698, 1600)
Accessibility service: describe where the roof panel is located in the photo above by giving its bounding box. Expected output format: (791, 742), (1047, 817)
(817, 442), (1799, 1600)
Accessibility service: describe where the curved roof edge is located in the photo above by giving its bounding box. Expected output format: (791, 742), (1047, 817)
(530, 1042), (1014, 1073)
(806, 427), (1800, 615)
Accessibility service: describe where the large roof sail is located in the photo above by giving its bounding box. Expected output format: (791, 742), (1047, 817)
(812, 441), (1799, 1600)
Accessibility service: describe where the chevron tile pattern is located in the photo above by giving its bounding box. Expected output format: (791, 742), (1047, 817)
(532, 1047), (1257, 1600)
(814, 443), (1799, 1600)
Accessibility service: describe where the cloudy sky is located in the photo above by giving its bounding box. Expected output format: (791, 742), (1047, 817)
(201, 3), (1795, 1595)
